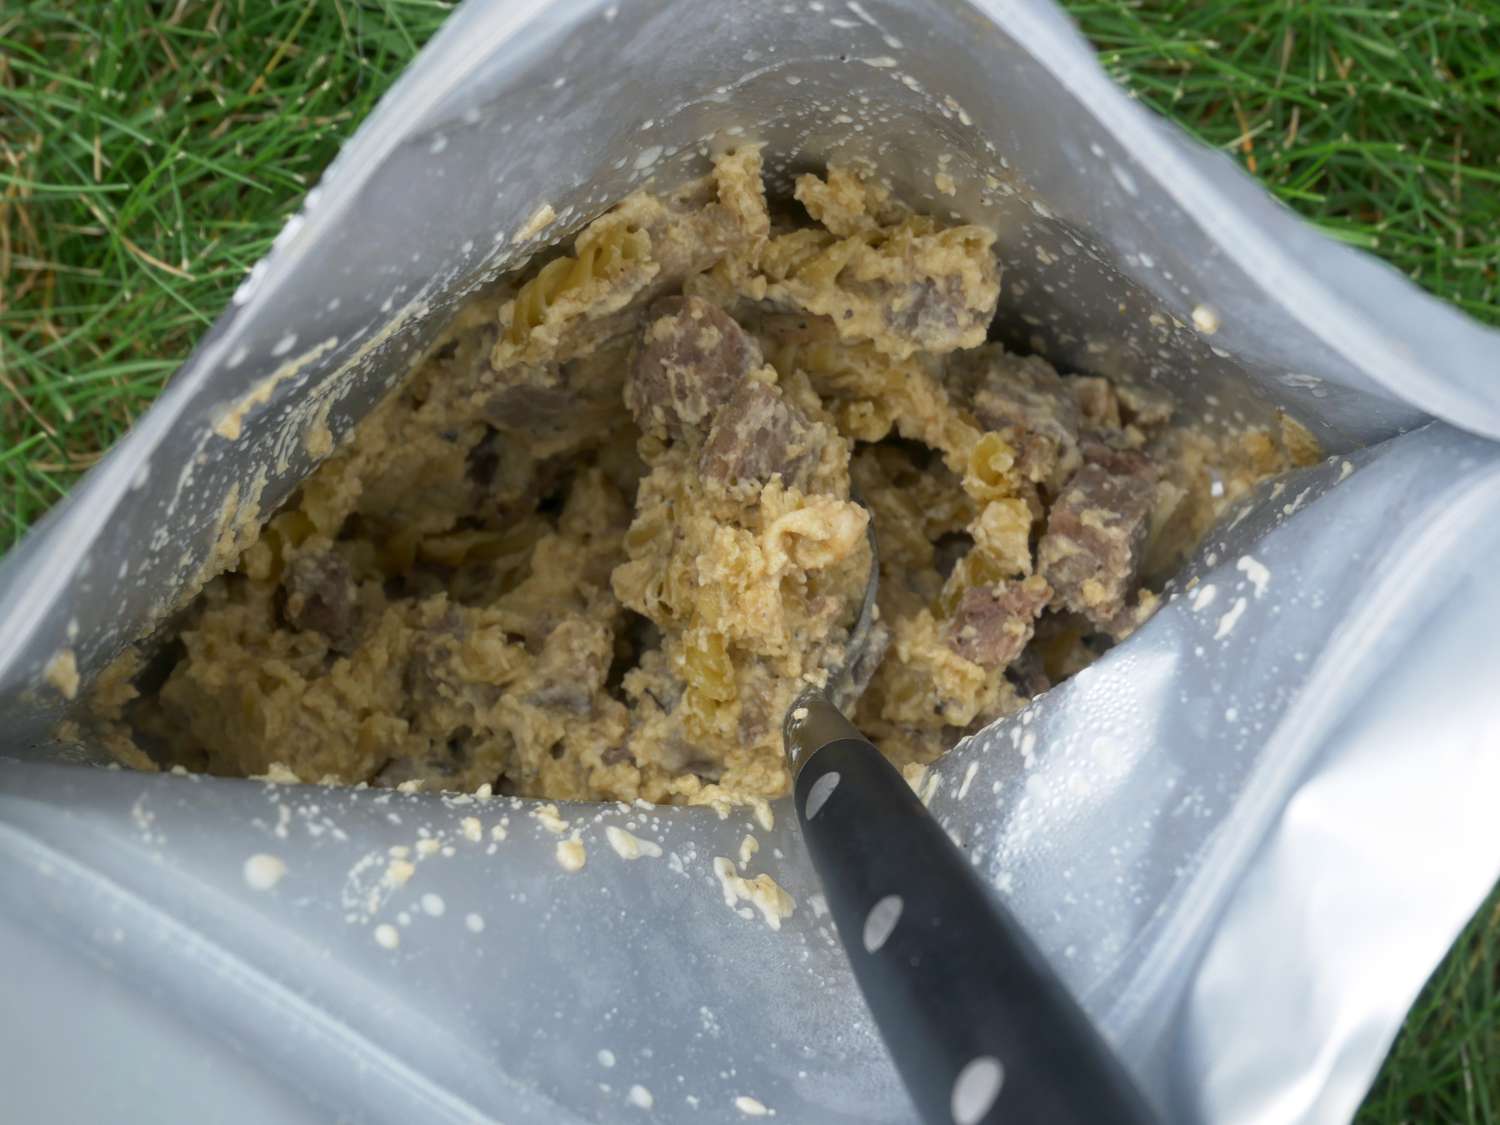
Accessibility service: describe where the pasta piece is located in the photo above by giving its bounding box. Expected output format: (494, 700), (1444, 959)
(500, 219), (654, 357)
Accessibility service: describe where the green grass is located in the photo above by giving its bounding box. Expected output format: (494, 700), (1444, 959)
(0, 0), (453, 542)
(1, 1), (1496, 1118)
(1074, 0), (1500, 322)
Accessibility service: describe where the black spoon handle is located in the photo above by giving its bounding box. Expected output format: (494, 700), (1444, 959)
(786, 696), (1158, 1125)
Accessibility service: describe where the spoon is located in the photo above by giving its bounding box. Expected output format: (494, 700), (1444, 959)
(781, 508), (1159, 1125)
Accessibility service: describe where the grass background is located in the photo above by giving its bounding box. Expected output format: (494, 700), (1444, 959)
(1, 0), (1496, 1117)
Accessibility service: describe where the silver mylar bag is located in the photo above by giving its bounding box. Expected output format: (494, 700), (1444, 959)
(1, 1), (1497, 1122)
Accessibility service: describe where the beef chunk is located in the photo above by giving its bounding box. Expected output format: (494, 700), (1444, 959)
(1079, 439), (1153, 479)
(944, 575), (1050, 669)
(601, 743), (635, 766)
(283, 553), (359, 651)
(698, 380), (817, 490)
(960, 352), (1082, 490)
(630, 650), (685, 716)
(881, 276), (971, 350)
(1037, 464), (1156, 628)
(402, 615), (463, 709)
(482, 362), (574, 438)
(528, 616), (613, 715)
(482, 353), (623, 462)
(399, 609), (510, 713)
(625, 296), (761, 443)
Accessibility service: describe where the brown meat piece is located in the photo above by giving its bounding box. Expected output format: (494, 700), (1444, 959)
(698, 380), (817, 490)
(958, 351), (1082, 490)
(624, 296), (761, 443)
(600, 743), (635, 766)
(401, 615), (465, 710)
(944, 575), (1050, 669)
(400, 610), (510, 715)
(482, 362), (573, 437)
(1037, 464), (1156, 629)
(482, 348), (626, 464)
(527, 616), (614, 716)
(628, 650), (684, 715)
(283, 553), (359, 651)
(1079, 439), (1153, 479)
(881, 276), (973, 352)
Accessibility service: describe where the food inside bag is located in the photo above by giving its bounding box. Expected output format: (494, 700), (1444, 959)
(5, 3), (1498, 1123)
(83, 150), (1312, 805)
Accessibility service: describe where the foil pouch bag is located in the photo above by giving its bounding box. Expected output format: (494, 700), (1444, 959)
(1, 1), (1498, 1122)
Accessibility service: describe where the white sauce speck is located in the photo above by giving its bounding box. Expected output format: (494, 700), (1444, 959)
(460, 816), (483, 843)
(1191, 304), (1221, 335)
(373, 923), (400, 950)
(606, 825), (662, 860)
(242, 853), (286, 891)
(535, 804), (569, 833)
(627, 1084), (654, 1110)
(753, 800), (775, 832)
(956, 761), (979, 800)
(735, 1095), (770, 1116)
(598, 1049), (616, 1068)
(1019, 730), (1037, 769)
(1214, 597), (1248, 640)
(712, 857), (794, 930)
(465, 912), (485, 933)
(1236, 555), (1270, 598)
(420, 892), (445, 917)
(515, 203), (556, 242)
(1191, 584), (1218, 612)
(43, 649), (79, 699)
